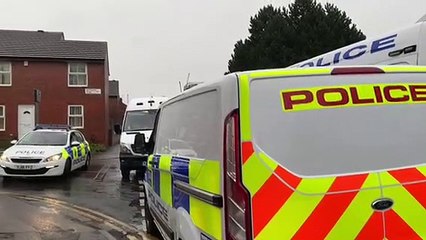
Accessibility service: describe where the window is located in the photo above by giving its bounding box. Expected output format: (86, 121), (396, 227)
(0, 62), (11, 86)
(75, 131), (86, 142)
(68, 105), (84, 129)
(68, 63), (87, 86)
(123, 110), (157, 132)
(250, 73), (426, 176)
(0, 106), (5, 131)
(18, 132), (67, 146)
(154, 91), (220, 160)
(70, 132), (82, 144)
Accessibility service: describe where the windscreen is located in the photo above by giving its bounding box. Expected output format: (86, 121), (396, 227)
(18, 132), (68, 146)
(123, 110), (157, 132)
(250, 72), (426, 177)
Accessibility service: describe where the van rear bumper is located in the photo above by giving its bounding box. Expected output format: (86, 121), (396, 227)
(119, 152), (147, 170)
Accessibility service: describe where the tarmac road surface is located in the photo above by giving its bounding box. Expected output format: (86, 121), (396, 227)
(0, 145), (155, 240)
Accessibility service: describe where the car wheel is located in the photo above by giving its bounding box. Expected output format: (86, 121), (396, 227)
(82, 154), (91, 171)
(145, 198), (161, 237)
(62, 158), (72, 177)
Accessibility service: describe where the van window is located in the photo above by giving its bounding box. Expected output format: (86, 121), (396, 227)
(123, 110), (157, 132)
(154, 91), (220, 160)
(250, 73), (426, 177)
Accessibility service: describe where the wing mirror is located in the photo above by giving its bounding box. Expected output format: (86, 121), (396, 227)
(10, 140), (17, 145)
(71, 141), (80, 147)
(133, 133), (146, 154)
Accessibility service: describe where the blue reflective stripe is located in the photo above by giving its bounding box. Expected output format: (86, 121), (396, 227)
(77, 147), (82, 157)
(65, 147), (73, 158)
(153, 155), (161, 195)
(171, 156), (190, 213)
(146, 165), (152, 186)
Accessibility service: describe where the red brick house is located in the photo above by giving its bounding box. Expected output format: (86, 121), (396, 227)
(109, 80), (126, 145)
(0, 29), (116, 146)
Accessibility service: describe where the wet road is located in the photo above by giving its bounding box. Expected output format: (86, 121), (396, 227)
(0, 145), (150, 240)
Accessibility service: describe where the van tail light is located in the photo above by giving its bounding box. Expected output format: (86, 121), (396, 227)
(224, 110), (252, 240)
(331, 67), (385, 75)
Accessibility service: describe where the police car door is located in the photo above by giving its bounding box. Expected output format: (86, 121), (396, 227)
(75, 131), (89, 162)
(69, 132), (83, 169)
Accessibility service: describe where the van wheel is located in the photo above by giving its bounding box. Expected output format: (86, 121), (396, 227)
(62, 158), (72, 177)
(145, 200), (161, 237)
(121, 166), (130, 182)
(82, 154), (91, 171)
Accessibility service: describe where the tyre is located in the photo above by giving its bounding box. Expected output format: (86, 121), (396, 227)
(120, 166), (130, 182)
(62, 158), (72, 177)
(82, 154), (91, 171)
(145, 198), (161, 237)
(136, 166), (146, 181)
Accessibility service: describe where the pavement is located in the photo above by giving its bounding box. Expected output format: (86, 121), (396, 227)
(0, 144), (153, 240)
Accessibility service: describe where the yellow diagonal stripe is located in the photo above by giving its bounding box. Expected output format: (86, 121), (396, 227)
(416, 165), (426, 177)
(255, 177), (335, 240)
(239, 74), (252, 142)
(242, 154), (277, 196)
(325, 174), (381, 240)
(380, 172), (426, 237)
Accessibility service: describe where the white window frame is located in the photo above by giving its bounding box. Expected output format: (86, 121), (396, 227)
(0, 105), (5, 131)
(68, 63), (88, 87)
(0, 62), (12, 87)
(68, 105), (84, 129)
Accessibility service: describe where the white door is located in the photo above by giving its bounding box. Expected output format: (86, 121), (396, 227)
(18, 105), (35, 139)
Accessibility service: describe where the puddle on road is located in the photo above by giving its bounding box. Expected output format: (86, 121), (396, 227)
(0, 167), (148, 239)
(4, 194), (146, 240)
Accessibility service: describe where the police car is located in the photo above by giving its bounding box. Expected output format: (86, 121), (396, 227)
(0, 124), (91, 178)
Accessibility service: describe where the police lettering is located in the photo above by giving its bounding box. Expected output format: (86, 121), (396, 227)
(15, 150), (45, 155)
(298, 34), (398, 68)
(282, 84), (426, 111)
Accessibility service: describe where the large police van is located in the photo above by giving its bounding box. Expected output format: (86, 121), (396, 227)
(135, 65), (426, 240)
(114, 97), (168, 181)
(290, 18), (426, 68)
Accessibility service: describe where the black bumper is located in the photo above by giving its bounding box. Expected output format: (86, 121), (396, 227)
(3, 167), (50, 175)
(119, 152), (147, 170)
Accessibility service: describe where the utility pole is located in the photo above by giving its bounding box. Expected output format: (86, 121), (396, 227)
(34, 89), (41, 125)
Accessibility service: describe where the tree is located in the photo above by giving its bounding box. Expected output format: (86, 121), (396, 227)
(227, 0), (365, 73)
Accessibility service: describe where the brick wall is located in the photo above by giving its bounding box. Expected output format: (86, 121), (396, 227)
(0, 59), (109, 145)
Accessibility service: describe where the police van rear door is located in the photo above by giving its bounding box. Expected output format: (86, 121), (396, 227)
(240, 66), (426, 239)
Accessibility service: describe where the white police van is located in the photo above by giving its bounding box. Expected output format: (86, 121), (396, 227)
(114, 96), (168, 181)
(290, 15), (426, 68)
(0, 124), (90, 178)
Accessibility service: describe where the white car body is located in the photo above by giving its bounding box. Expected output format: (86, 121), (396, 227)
(0, 128), (90, 177)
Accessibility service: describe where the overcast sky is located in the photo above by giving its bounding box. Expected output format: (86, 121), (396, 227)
(1, 0), (425, 102)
